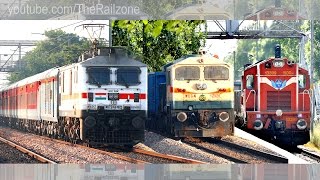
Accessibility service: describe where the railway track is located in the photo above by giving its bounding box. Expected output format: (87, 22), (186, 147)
(41, 137), (206, 164)
(297, 145), (320, 162)
(40, 137), (147, 164)
(183, 137), (288, 163)
(0, 136), (56, 164)
(114, 147), (207, 164)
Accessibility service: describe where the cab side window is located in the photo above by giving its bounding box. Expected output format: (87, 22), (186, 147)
(246, 75), (254, 89)
(298, 74), (306, 88)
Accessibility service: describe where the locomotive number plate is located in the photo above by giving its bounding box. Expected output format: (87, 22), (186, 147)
(283, 71), (294, 75)
(87, 104), (97, 110)
(265, 71), (277, 75)
(184, 94), (196, 98)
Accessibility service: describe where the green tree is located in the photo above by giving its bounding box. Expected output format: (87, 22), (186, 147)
(8, 30), (90, 83)
(112, 20), (206, 71)
(226, 20), (304, 80)
(302, 20), (320, 82)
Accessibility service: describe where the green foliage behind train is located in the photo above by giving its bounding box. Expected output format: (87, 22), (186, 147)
(311, 122), (320, 148)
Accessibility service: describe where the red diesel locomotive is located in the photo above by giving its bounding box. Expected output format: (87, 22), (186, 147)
(235, 45), (311, 146)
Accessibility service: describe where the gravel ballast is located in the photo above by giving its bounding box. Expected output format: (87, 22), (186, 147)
(0, 127), (128, 164)
(143, 131), (230, 163)
(0, 141), (40, 163)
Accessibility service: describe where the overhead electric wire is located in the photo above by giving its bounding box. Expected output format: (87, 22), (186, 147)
(0, 47), (19, 72)
(0, 0), (18, 19)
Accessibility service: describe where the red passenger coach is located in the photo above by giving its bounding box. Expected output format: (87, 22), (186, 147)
(235, 45), (311, 146)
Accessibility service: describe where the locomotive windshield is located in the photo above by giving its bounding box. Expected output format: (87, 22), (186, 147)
(87, 67), (111, 85)
(175, 66), (200, 80)
(116, 67), (141, 87)
(204, 66), (229, 80)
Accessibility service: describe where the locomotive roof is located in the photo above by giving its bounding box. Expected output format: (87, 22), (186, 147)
(80, 47), (147, 67)
(244, 58), (275, 70)
(162, 54), (225, 71)
(0, 67), (59, 91)
(244, 57), (309, 72)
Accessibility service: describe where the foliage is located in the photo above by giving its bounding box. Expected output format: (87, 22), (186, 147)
(8, 30), (90, 83)
(302, 20), (320, 81)
(224, 20), (303, 80)
(311, 122), (320, 149)
(112, 20), (206, 71)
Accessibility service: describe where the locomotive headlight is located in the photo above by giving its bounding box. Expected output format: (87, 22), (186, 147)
(256, 114), (261, 118)
(188, 105), (193, 111)
(219, 112), (229, 122)
(276, 109), (283, 117)
(253, 119), (263, 130)
(196, 83), (207, 90)
(297, 119), (307, 130)
(273, 60), (284, 67)
(196, 83), (202, 90)
(298, 113), (303, 118)
(202, 83), (207, 90)
(177, 112), (187, 122)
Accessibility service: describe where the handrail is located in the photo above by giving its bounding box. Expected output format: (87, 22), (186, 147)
(302, 89), (310, 111)
(245, 89), (256, 111)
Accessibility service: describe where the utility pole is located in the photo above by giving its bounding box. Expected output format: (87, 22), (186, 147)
(233, 51), (236, 80)
(310, 0), (315, 125)
(109, 20), (112, 46)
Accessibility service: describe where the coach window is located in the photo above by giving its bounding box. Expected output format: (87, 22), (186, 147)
(70, 70), (73, 95)
(62, 72), (65, 93)
(246, 75), (254, 89)
(175, 66), (200, 81)
(87, 67), (111, 86)
(298, 74), (306, 89)
(204, 66), (229, 80)
(116, 67), (141, 87)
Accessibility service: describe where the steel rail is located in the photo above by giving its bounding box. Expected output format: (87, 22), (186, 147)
(132, 147), (207, 164)
(183, 138), (288, 163)
(41, 137), (148, 164)
(0, 136), (56, 164)
(297, 145), (320, 162)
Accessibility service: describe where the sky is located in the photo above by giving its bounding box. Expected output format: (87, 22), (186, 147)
(0, 20), (110, 87)
(0, 20), (238, 87)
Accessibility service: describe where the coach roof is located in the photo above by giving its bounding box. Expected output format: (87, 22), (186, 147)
(80, 47), (147, 67)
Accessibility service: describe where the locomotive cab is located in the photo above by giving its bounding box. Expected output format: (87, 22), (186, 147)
(239, 45), (311, 146)
(148, 51), (235, 138)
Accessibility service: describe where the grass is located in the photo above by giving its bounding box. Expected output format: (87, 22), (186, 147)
(306, 123), (320, 153)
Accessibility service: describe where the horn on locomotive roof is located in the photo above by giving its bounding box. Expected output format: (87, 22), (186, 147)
(275, 44), (281, 58)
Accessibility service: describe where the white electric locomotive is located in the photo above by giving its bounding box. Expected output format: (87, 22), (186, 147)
(0, 47), (147, 147)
